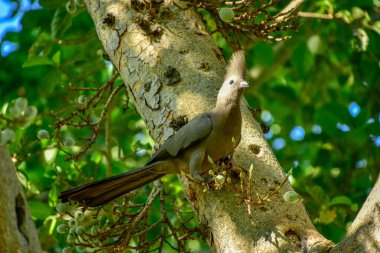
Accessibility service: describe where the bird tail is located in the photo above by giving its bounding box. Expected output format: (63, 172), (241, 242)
(58, 163), (164, 207)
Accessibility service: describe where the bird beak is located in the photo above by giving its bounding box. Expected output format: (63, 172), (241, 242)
(239, 80), (249, 90)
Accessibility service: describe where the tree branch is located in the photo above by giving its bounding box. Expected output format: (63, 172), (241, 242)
(332, 174), (380, 252)
(0, 146), (41, 252)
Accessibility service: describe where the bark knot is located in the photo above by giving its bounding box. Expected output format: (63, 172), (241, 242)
(249, 144), (261, 155)
(164, 66), (181, 86)
(169, 116), (188, 131)
(103, 13), (116, 27)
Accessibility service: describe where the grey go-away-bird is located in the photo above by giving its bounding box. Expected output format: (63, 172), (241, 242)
(59, 51), (249, 207)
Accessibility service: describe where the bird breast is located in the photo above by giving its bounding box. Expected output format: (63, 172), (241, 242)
(205, 110), (242, 161)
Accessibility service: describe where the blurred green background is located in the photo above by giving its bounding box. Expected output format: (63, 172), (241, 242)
(0, 0), (379, 252)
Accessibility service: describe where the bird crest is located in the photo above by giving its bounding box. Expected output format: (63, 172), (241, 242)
(225, 51), (246, 80)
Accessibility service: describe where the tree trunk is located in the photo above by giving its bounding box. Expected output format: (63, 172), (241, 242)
(0, 146), (41, 253)
(83, 1), (377, 252)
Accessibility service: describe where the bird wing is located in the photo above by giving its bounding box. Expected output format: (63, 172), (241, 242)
(146, 113), (213, 165)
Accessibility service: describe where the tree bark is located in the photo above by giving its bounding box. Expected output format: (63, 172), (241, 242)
(0, 146), (41, 253)
(81, 1), (359, 252)
(332, 175), (380, 252)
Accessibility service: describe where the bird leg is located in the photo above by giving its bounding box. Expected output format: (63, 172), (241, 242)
(189, 148), (206, 182)
(219, 152), (234, 168)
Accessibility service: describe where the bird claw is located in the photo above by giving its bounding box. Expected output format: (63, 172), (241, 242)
(219, 154), (234, 168)
(203, 180), (211, 190)
(193, 173), (206, 183)
(188, 173), (212, 191)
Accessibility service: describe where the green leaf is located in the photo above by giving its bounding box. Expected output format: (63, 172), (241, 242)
(313, 109), (338, 136)
(52, 51), (61, 65)
(252, 41), (274, 67)
(51, 7), (73, 39)
(328, 196), (352, 207)
(319, 209), (337, 224)
(29, 201), (52, 220)
(307, 35), (322, 54)
(355, 28), (369, 51)
(314, 102), (350, 136)
(39, 0), (65, 9)
(291, 42), (314, 77)
(349, 0), (374, 8)
(364, 122), (380, 136)
(351, 203), (359, 212)
(306, 185), (329, 204)
(49, 185), (59, 206)
(38, 70), (66, 95)
(22, 56), (55, 68)
(270, 86), (298, 104)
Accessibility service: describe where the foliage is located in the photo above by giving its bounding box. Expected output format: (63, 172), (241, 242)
(197, 0), (299, 47)
(0, 0), (379, 251)
(242, 0), (380, 243)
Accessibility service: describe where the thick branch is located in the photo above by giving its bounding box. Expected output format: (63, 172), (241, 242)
(0, 146), (41, 252)
(276, 0), (304, 22)
(332, 175), (380, 252)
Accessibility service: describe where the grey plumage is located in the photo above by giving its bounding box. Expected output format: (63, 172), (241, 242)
(59, 51), (249, 207)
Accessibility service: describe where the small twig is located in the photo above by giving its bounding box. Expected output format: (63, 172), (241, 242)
(104, 112), (112, 177)
(232, 26), (242, 49)
(0, 114), (15, 125)
(66, 83), (124, 161)
(198, 0), (300, 46)
(247, 165), (254, 215)
(53, 30), (97, 45)
(253, 175), (289, 206)
(122, 186), (161, 245)
(54, 163), (72, 188)
(159, 188), (167, 251)
(277, 0), (304, 18)
(133, 218), (165, 237)
(298, 11), (335, 19)
(68, 87), (100, 91)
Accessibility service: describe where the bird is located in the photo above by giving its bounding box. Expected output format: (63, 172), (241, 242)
(59, 50), (249, 207)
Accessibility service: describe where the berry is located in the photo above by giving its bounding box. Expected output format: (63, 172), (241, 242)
(0, 128), (15, 144)
(62, 246), (72, 253)
(68, 218), (78, 227)
(24, 106), (38, 120)
(69, 227), (76, 234)
(76, 226), (85, 234)
(57, 224), (68, 234)
(56, 203), (69, 213)
(67, 233), (76, 243)
(74, 210), (85, 221)
(91, 225), (98, 235)
(64, 137), (75, 146)
(77, 95), (87, 104)
(15, 97), (28, 111)
(37, 129), (50, 140)
(283, 191), (299, 203)
(66, 0), (77, 14)
(215, 175), (225, 184)
(219, 8), (235, 23)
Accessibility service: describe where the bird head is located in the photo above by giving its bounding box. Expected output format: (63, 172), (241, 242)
(217, 51), (249, 103)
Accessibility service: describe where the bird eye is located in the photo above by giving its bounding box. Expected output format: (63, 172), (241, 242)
(229, 79), (234, 85)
